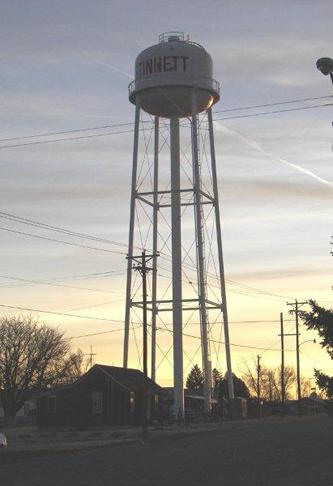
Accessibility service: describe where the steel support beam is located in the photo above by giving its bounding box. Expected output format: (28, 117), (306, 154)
(207, 108), (234, 399)
(192, 93), (212, 415)
(170, 116), (184, 418)
(123, 105), (140, 368)
(151, 116), (159, 381)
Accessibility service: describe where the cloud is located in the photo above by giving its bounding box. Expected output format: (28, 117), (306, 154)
(229, 265), (332, 282)
(215, 123), (333, 188)
(223, 178), (333, 202)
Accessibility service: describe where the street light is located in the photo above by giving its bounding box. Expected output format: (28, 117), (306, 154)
(316, 57), (333, 84)
(299, 339), (316, 347)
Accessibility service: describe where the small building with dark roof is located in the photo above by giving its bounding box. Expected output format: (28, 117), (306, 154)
(36, 364), (165, 428)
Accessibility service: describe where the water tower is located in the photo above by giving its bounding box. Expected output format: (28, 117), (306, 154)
(123, 32), (234, 416)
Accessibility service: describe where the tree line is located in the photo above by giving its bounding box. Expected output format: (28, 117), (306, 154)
(185, 363), (307, 401)
(186, 300), (333, 401)
(1, 299), (333, 424)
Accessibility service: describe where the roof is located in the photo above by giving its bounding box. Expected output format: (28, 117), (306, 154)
(96, 364), (164, 394)
(37, 382), (80, 397)
(38, 364), (165, 397)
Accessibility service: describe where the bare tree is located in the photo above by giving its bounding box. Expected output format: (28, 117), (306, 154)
(301, 377), (312, 398)
(271, 366), (297, 401)
(242, 361), (296, 401)
(242, 360), (266, 399)
(0, 316), (84, 424)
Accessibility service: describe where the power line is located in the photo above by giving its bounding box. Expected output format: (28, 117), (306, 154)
(0, 210), (129, 249)
(157, 255), (294, 302)
(0, 270), (125, 290)
(259, 321), (295, 358)
(66, 299), (124, 312)
(214, 94), (333, 113)
(187, 319), (294, 324)
(1, 94), (331, 145)
(48, 270), (123, 281)
(0, 226), (125, 255)
(227, 287), (288, 303)
(0, 128), (135, 150)
(0, 274), (119, 294)
(214, 103), (333, 122)
(0, 299), (295, 352)
(226, 279), (293, 301)
(0, 210), (295, 303)
(0, 302), (124, 322)
(0, 274), (293, 325)
(0, 122), (135, 143)
(0, 220), (293, 302)
(153, 322), (296, 352)
(158, 269), (289, 304)
(67, 326), (134, 341)
(0, 295), (296, 326)
(158, 249), (293, 301)
(0, 101), (331, 150)
(65, 320), (294, 353)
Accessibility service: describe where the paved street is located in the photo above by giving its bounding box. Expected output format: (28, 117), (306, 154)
(1, 416), (333, 486)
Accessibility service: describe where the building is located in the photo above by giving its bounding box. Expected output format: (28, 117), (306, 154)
(37, 364), (165, 428)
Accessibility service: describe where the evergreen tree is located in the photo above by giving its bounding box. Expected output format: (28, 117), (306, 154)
(186, 364), (204, 392)
(219, 373), (250, 400)
(299, 300), (333, 398)
(212, 368), (223, 399)
(212, 368), (223, 388)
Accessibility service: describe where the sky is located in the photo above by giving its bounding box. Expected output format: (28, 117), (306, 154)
(0, 0), (333, 388)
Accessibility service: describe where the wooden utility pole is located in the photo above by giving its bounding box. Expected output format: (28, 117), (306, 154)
(287, 300), (308, 417)
(257, 354), (261, 416)
(85, 345), (96, 369)
(129, 250), (158, 440)
(295, 301), (301, 417)
(279, 313), (285, 415)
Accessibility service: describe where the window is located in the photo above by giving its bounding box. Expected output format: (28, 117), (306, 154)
(130, 391), (135, 413)
(48, 396), (56, 415)
(92, 391), (103, 415)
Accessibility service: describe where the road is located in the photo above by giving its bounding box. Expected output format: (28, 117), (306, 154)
(1, 415), (333, 486)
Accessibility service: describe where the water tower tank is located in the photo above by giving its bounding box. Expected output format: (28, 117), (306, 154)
(129, 32), (220, 118)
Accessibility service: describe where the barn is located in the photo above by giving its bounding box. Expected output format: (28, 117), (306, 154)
(37, 364), (164, 428)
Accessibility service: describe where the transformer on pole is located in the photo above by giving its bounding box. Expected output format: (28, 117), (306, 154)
(124, 32), (234, 417)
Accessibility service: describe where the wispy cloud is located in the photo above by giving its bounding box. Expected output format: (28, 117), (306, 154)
(215, 123), (333, 188)
(229, 265), (332, 282)
(223, 179), (333, 202)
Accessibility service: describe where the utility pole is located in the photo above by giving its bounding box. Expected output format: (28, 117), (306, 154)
(295, 301), (301, 418)
(278, 313), (285, 415)
(287, 300), (308, 417)
(257, 355), (261, 417)
(129, 250), (158, 440)
(85, 345), (96, 369)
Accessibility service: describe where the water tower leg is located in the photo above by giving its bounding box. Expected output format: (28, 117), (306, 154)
(151, 116), (159, 382)
(207, 108), (234, 399)
(124, 105), (141, 368)
(170, 116), (184, 418)
(191, 93), (212, 416)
